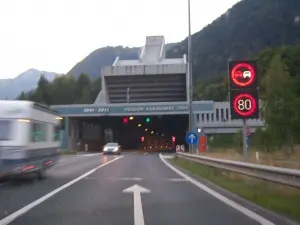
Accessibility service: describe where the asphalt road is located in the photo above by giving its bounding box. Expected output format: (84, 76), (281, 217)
(0, 152), (297, 225)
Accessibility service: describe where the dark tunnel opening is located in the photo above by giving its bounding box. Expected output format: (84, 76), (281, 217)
(72, 115), (188, 152)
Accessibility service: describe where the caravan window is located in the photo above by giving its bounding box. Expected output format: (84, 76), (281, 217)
(31, 122), (47, 142)
(53, 124), (60, 141)
(0, 120), (12, 141)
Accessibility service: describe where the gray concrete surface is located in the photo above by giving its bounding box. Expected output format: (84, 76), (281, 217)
(0, 152), (296, 225)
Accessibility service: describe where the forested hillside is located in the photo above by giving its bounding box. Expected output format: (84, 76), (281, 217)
(66, 0), (300, 82)
(169, 0), (300, 80)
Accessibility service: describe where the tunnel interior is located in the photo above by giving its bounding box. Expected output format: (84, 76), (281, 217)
(72, 115), (188, 151)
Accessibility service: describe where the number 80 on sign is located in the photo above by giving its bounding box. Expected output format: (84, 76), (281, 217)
(230, 90), (259, 119)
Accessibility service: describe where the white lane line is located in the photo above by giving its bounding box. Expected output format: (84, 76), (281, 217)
(0, 155), (124, 225)
(166, 178), (187, 182)
(159, 154), (275, 225)
(162, 155), (175, 159)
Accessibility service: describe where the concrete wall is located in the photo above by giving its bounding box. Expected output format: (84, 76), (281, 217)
(195, 102), (264, 134)
(102, 63), (187, 76)
(67, 119), (104, 152)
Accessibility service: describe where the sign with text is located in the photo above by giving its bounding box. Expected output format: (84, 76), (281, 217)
(52, 102), (214, 116)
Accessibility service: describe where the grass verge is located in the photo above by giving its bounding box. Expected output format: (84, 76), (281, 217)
(203, 148), (300, 169)
(60, 149), (78, 155)
(170, 157), (300, 222)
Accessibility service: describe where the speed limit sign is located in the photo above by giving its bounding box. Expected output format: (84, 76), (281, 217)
(176, 145), (180, 152)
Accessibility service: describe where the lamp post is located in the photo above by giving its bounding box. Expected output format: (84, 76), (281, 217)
(188, 0), (194, 154)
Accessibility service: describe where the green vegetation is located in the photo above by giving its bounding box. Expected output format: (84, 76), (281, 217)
(168, 0), (300, 80)
(17, 73), (101, 105)
(170, 157), (300, 221)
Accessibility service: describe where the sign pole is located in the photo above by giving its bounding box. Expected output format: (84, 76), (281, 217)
(187, 0), (193, 154)
(242, 119), (248, 161)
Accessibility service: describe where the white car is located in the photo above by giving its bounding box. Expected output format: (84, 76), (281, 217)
(243, 71), (252, 78)
(103, 142), (121, 155)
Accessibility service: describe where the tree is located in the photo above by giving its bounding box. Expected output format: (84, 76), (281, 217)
(51, 75), (76, 104)
(33, 75), (53, 105)
(262, 53), (300, 151)
(74, 73), (91, 103)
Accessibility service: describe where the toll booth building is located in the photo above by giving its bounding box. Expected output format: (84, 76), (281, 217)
(52, 36), (214, 151)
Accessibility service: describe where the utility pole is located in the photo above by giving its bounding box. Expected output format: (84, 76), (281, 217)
(188, 0), (193, 154)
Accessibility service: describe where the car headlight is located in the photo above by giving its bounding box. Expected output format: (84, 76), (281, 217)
(112, 147), (119, 152)
(103, 147), (108, 152)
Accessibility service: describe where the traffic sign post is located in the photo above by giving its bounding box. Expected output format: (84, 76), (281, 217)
(242, 120), (248, 161)
(228, 60), (259, 162)
(186, 132), (199, 146)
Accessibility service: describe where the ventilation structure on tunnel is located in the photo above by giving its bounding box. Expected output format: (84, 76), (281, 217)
(105, 74), (187, 103)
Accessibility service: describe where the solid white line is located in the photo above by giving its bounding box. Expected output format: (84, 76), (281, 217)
(159, 154), (275, 225)
(166, 178), (187, 182)
(0, 155), (124, 225)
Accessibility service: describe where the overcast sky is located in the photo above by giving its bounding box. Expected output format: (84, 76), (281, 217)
(0, 0), (240, 79)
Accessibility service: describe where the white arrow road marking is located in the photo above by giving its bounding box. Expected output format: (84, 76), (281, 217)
(123, 184), (150, 225)
(117, 177), (143, 181)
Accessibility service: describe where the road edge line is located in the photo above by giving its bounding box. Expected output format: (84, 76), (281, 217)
(0, 155), (124, 225)
(159, 153), (275, 225)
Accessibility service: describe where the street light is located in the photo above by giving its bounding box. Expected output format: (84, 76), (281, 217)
(188, 0), (193, 154)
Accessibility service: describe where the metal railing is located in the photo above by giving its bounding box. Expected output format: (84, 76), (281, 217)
(176, 152), (300, 188)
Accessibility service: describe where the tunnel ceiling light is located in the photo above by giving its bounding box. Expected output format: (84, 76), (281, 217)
(161, 134), (164, 136)
(138, 124), (142, 127)
(145, 128), (148, 131)
(130, 117), (134, 120)
(151, 131), (154, 134)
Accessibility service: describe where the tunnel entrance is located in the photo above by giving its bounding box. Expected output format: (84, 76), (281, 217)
(117, 115), (188, 151)
(71, 115), (188, 152)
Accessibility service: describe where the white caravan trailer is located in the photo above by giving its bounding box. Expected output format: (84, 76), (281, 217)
(0, 100), (61, 179)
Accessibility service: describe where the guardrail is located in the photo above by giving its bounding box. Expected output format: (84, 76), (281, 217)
(176, 152), (300, 189)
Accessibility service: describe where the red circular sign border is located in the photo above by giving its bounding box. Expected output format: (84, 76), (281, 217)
(233, 93), (256, 117)
(231, 63), (256, 87)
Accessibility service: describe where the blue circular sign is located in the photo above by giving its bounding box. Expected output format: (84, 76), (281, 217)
(186, 132), (199, 144)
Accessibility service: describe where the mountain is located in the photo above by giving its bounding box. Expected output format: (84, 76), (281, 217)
(67, 43), (177, 79)
(67, 0), (300, 81)
(67, 46), (140, 79)
(168, 0), (300, 80)
(0, 69), (60, 100)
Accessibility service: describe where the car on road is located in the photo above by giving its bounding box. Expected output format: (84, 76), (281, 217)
(103, 143), (121, 155)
